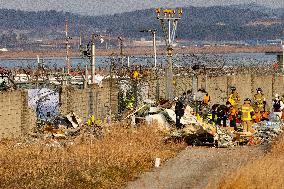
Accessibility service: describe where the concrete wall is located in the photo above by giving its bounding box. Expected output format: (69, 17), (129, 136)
(1, 73), (283, 138)
(60, 79), (119, 122)
(147, 73), (284, 106)
(0, 90), (36, 139)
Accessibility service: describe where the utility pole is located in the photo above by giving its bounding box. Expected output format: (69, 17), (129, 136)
(65, 16), (71, 74)
(155, 8), (182, 100)
(140, 29), (157, 68)
(118, 37), (123, 56)
(281, 40), (284, 74)
(140, 29), (159, 102)
(91, 34), (96, 84)
(118, 37), (124, 66)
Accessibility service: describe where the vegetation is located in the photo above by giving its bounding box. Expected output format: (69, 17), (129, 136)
(0, 123), (185, 188)
(218, 133), (284, 189)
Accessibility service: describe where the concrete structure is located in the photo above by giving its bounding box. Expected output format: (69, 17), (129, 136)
(1, 73), (283, 138)
(148, 73), (284, 107)
(0, 90), (36, 139)
(60, 79), (119, 122)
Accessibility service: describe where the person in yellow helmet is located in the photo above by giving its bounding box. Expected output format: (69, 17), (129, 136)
(253, 88), (266, 112)
(241, 98), (254, 132)
(228, 86), (241, 108)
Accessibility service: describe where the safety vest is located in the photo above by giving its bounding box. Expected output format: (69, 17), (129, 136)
(228, 92), (240, 106)
(254, 111), (262, 123)
(203, 95), (210, 105)
(253, 93), (264, 105)
(241, 105), (254, 121)
(207, 113), (212, 119)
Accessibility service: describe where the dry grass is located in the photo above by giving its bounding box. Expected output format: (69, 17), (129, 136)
(0, 123), (185, 189)
(218, 134), (284, 189)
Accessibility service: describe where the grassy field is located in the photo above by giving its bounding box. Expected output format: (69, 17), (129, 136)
(218, 133), (284, 189)
(0, 124), (185, 189)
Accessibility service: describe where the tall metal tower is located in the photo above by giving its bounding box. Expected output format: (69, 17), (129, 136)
(65, 16), (71, 74)
(155, 8), (182, 100)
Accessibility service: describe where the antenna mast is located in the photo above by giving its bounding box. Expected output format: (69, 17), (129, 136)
(65, 16), (70, 74)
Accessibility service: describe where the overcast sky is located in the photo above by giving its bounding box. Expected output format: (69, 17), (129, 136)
(0, 0), (283, 15)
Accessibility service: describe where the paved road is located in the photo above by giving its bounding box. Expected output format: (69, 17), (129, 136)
(125, 145), (266, 189)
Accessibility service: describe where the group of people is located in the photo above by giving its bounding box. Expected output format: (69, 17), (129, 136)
(174, 86), (284, 132)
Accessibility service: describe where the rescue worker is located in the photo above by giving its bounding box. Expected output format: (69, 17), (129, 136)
(272, 94), (283, 121)
(228, 86), (241, 108)
(175, 97), (185, 129)
(261, 111), (269, 121)
(253, 108), (262, 123)
(216, 104), (228, 127)
(132, 66), (139, 80)
(241, 98), (254, 133)
(123, 92), (135, 110)
(253, 88), (266, 112)
(228, 101), (238, 130)
(203, 93), (211, 106)
(211, 104), (220, 125)
(236, 108), (243, 131)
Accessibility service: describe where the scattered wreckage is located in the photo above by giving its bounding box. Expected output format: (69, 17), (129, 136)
(22, 98), (283, 149)
(29, 111), (103, 143)
(132, 100), (284, 148)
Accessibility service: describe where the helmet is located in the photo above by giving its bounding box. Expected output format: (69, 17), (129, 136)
(256, 88), (262, 92)
(230, 86), (236, 91)
(244, 98), (251, 103)
(275, 94), (279, 98)
(174, 97), (178, 101)
(226, 101), (231, 105)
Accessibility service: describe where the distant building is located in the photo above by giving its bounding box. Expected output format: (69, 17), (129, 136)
(266, 51), (284, 72)
(0, 48), (8, 52)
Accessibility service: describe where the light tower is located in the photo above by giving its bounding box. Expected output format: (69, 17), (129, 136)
(156, 8), (182, 100)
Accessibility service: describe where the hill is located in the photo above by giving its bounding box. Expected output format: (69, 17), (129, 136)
(0, 4), (283, 48)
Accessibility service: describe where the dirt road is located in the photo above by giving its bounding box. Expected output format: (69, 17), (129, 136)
(125, 145), (267, 189)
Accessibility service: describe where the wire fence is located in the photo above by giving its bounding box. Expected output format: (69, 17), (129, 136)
(0, 53), (282, 126)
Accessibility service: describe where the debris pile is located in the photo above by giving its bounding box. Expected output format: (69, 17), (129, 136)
(140, 102), (283, 148)
(251, 121), (283, 144)
(29, 111), (104, 146)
